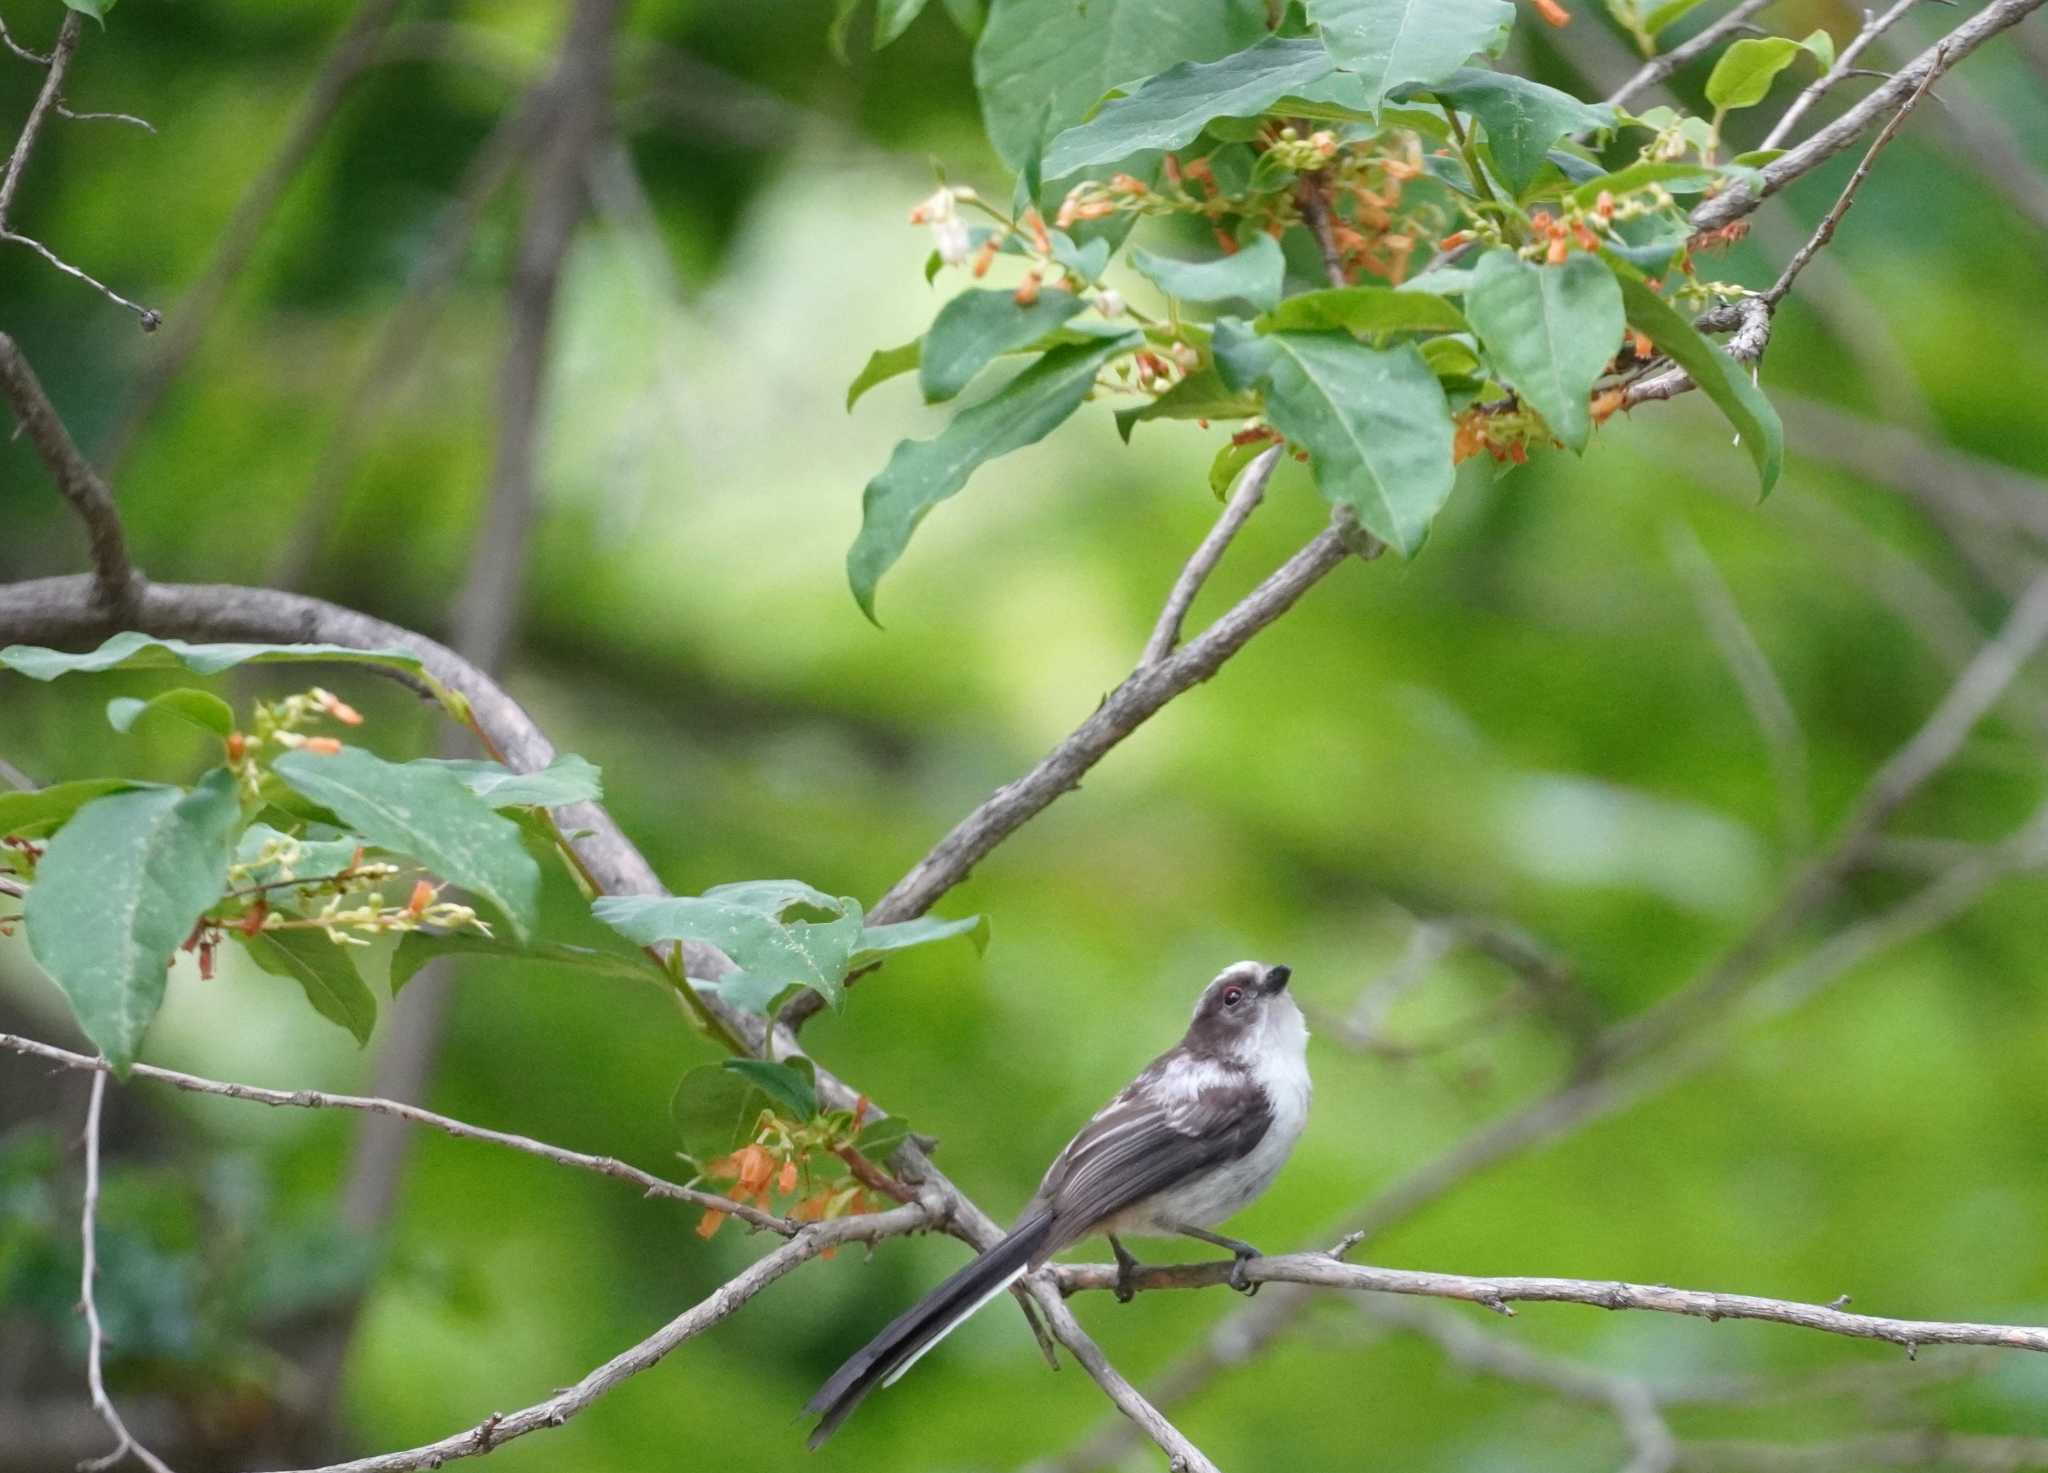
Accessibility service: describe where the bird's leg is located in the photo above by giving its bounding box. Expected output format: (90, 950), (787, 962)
(1178, 1226), (1262, 1295)
(1108, 1234), (1144, 1304)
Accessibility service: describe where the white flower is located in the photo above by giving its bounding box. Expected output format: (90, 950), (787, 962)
(1095, 289), (1125, 318)
(912, 186), (975, 268)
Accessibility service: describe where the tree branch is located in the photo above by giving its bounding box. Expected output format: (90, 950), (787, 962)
(1689, 0), (2047, 234)
(1606, 0), (1776, 110)
(260, 1201), (937, 1473)
(1140, 445), (1279, 667)
(0, 1031), (793, 1234)
(1759, 0), (1925, 151)
(0, 11), (78, 225)
(77, 1070), (177, 1473)
(0, 334), (142, 621)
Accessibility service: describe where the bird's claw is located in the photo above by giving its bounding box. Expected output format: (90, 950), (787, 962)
(1229, 1252), (1259, 1296)
(1113, 1268), (1137, 1305)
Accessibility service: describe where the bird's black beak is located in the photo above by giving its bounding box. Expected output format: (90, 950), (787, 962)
(1261, 964), (1291, 995)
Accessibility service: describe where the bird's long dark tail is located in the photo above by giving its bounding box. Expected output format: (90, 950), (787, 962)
(805, 1208), (1056, 1449)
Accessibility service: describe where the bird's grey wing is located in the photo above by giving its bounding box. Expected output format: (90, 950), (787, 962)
(1036, 1074), (1272, 1239)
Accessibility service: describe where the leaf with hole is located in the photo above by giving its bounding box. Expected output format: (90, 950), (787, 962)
(24, 769), (242, 1070)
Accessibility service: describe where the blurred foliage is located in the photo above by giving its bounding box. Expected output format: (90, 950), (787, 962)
(3, 0), (2048, 1470)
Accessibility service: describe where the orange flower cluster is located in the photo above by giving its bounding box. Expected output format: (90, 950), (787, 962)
(695, 1133), (888, 1251)
(1324, 141), (1426, 284)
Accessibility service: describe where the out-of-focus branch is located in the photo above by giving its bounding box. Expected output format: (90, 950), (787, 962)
(1141, 445), (1280, 666)
(0, 1031), (792, 1235)
(0, 753), (33, 790)
(261, 1200), (938, 1473)
(100, 0), (406, 468)
(77, 1071), (177, 1473)
(1689, 0), (2048, 233)
(0, 334), (141, 621)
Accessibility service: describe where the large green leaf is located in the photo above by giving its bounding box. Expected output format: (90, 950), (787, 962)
(0, 779), (156, 840)
(1256, 284), (1469, 336)
(407, 754), (602, 810)
(106, 689), (236, 739)
(23, 769), (243, 1070)
(1214, 320), (1455, 554)
(1306, 0), (1514, 111)
(921, 288), (1089, 403)
(1464, 250), (1624, 452)
(1604, 253), (1781, 495)
(389, 930), (667, 995)
(1704, 36), (1802, 113)
(1039, 36), (1337, 177)
(1129, 232), (1286, 311)
(241, 929), (377, 1046)
(595, 885), (866, 1014)
(973, 0), (1268, 168)
(1, 632), (423, 682)
(1114, 365), (1263, 442)
(847, 333), (1139, 620)
(1407, 69), (1612, 194)
(271, 747), (540, 941)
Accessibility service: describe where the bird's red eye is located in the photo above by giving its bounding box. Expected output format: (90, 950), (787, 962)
(1221, 986), (1244, 1007)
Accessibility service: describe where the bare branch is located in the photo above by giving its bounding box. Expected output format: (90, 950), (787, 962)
(1051, 1253), (2048, 1355)
(0, 11), (78, 224)
(0, 1031), (792, 1234)
(77, 1070), (177, 1473)
(1606, 0), (1776, 110)
(0, 13), (50, 65)
(1024, 1282), (1221, 1473)
(1689, 0), (2047, 234)
(1760, 0), (1926, 150)
(101, 0), (406, 469)
(0, 230), (161, 327)
(0, 334), (142, 620)
(55, 105), (155, 133)
(1763, 49), (1946, 308)
(1141, 445), (1280, 666)
(262, 1201), (937, 1473)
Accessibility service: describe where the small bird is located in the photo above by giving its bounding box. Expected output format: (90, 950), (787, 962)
(805, 959), (1310, 1447)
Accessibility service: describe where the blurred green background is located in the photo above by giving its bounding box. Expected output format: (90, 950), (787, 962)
(3, 1), (2048, 1469)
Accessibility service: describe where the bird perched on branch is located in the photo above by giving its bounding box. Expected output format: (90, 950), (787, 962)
(806, 959), (1311, 1447)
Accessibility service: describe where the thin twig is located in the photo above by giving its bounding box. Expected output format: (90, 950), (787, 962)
(0, 334), (142, 620)
(1760, 0), (1925, 150)
(56, 106), (155, 134)
(1763, 47), (1946, 307)
(0, 1032), (793, 1235)
(259, 1201), (937, 1473)
(0, 13), (50, 65)
(0, 11), (78, 224)
(1141, 445), (1280, 666)
(1690, 0), (2045, 233)
(0, 231), (161, 328)
(78, 1071), (178, 1473)
(1607, 0), (1777, 109)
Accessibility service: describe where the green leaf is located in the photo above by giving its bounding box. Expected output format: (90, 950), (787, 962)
(407, 754), (602, 809)
(62, 0), (117, 20)
(1705, 36), (1801, 113)
(940, 0), (983, 36)
(848, 339), (923, 410)
(1039, 37), (1338, 178)
(1604, 253), (1781, 495)
(849, 912), (991, 969)
(23, 770), (242, 1070)
(1407, 70), (1613, 194)
(389, 930), (667, 995)
(1641, 0), (1706, 36)
(847, 333), (1140, 620)
(1209, 436), (1270, 498)
(854, 1113), (916, 1165)
(1214, 321), (1455, 552)
(1115, 365), (1263, 442)
(828, 0), (861, 61)
(672, 1056), (822, 1162)
(973, 0), (1268, 168)
(1256, 285), (1469, 336)
(233, 823), (366, 891)
(594, 883), (865, 1014)
(271, 746), (541, 941)
(1, 632), (422, 683)
(0, 779), (155, 839)
(1570, 161), (1718, 207)
(874, 0), (929, 47)
(241, 929), (376, 1047)
(1306, 0), (1515, 111)
(1464, 250), (1624, 452)
(106, 689), (236, 739)
(1129, 232), (1286, 311)
(1798, 28), (1835, 70)
(721, 1058), (818, 1120)
(921, 288), (1089, 403)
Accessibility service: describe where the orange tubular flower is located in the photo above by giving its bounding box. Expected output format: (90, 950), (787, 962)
(1528, 0), (1571, 24)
